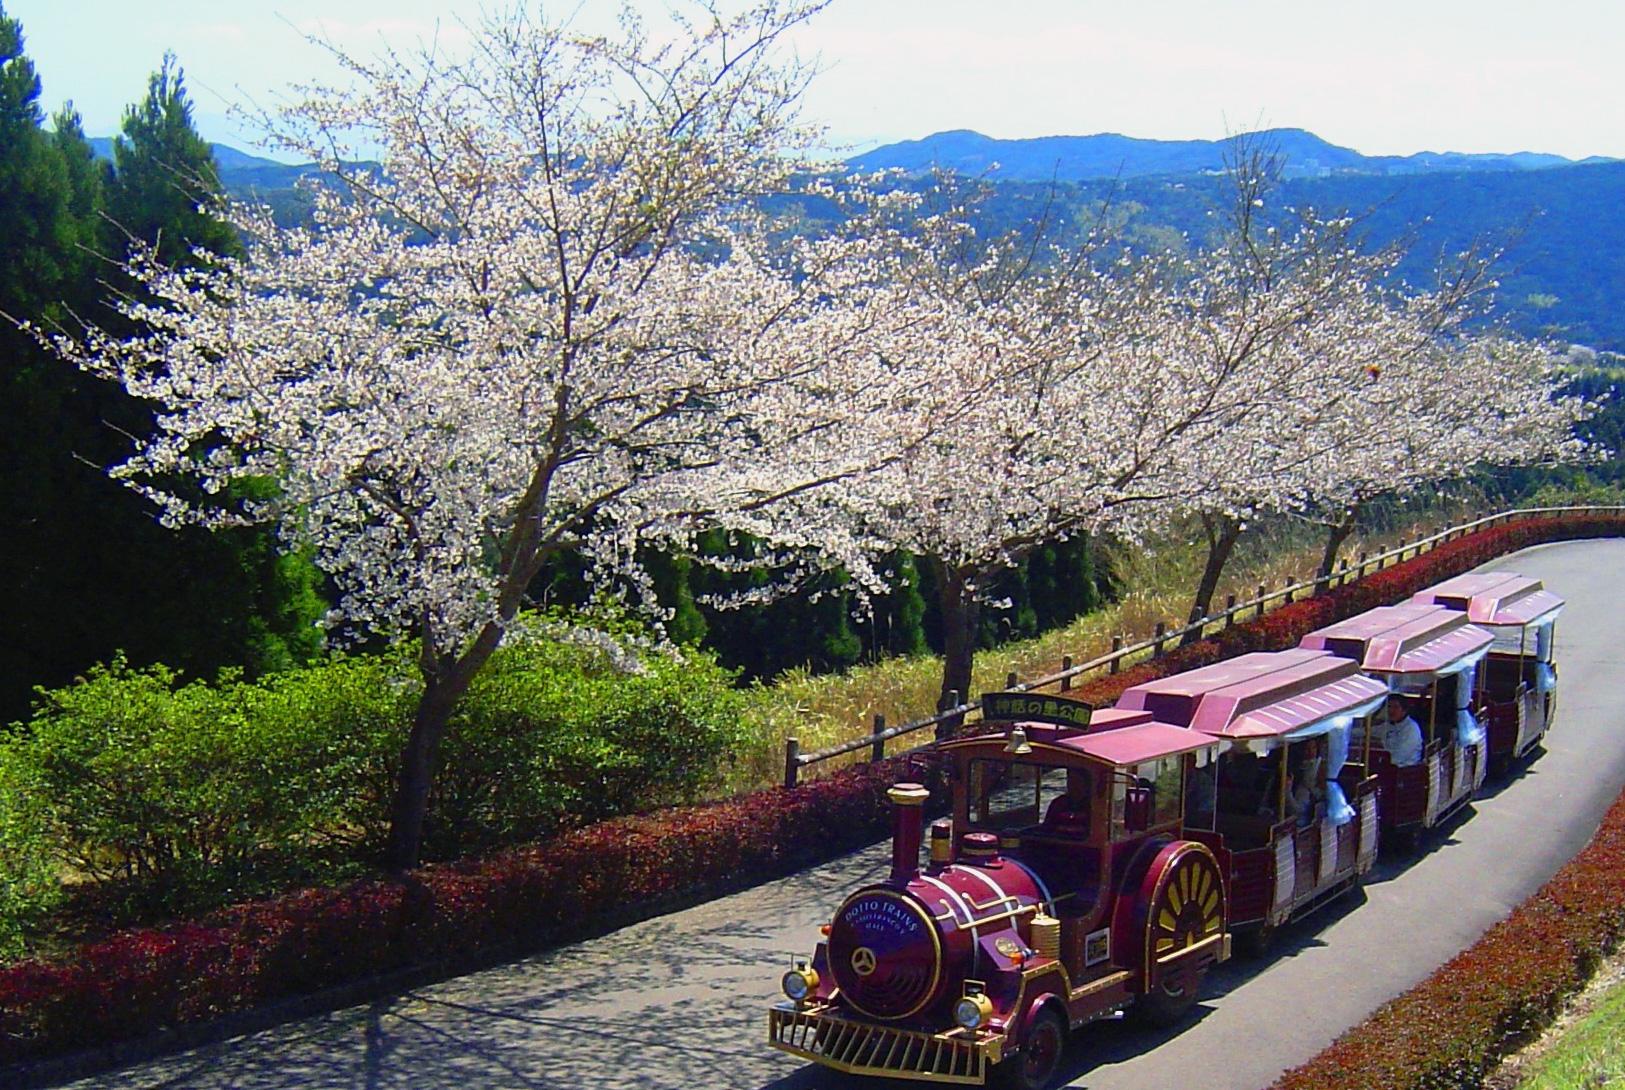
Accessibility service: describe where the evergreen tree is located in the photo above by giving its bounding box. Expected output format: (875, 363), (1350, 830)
(107, 54), (238, 269)
(0, 6), (112, 723)
(0, 35), (323, 722)
(0, 5), (72, 322)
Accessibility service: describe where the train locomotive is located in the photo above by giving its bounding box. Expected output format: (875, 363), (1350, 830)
(769, 693), (1230, 1088)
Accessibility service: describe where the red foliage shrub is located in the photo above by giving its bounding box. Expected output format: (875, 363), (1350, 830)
(1, 512), (1620, 1069)
(0, 755), (931, 1065)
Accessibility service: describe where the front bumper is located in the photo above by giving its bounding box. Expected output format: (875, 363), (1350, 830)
(768, 1002), (1004, 1085)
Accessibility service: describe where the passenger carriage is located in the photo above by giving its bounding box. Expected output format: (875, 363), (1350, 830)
(1114, 649), (1389, 950)
(1298, 603), (1494, 849)
(1409, 573), (1565, 772)
(768, 692), (1230, 1089)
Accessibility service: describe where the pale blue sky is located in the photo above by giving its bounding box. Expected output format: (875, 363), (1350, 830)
(8, 0), (1624, 161)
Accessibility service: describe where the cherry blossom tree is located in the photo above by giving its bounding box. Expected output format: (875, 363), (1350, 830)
(835, 180), (1289, 710)
(1165, 144), (1589, 625)
(36, 1), (958, 869)
(1291, 313), (1591, 579)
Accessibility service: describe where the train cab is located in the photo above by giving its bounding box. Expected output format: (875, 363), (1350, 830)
(1115, 649), (1389, 950)
(1299, 603), (1494, 848)
(768, 691), (1229, 1089)
(1410, 573), (1565, 772)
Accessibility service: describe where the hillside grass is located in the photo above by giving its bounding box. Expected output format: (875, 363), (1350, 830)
(722, 505), (1474, 793)
(1515, 976), (1625, 1090)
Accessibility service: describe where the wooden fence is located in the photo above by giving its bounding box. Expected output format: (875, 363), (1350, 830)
(782, 505), (1625, 787)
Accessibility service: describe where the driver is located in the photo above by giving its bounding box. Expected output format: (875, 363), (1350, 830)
(1042, 769), (1092, 835)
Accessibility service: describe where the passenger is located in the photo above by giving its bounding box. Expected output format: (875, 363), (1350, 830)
(1258, 741), (1327, 828)
(1378, 696), (1425, 767)
(1043, 770), (1092, 835)
(1290, 739), (1328, 828)
(1186, 761), (1217, 825)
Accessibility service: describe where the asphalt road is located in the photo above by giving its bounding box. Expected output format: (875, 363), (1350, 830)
(63, 539), (1625, 1090)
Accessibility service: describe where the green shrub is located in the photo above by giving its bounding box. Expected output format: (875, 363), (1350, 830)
(428, 628), (747, 855)
(8, 655), (409, 914)
(0, 757), (62, 959)
(0, 617), (748, 939)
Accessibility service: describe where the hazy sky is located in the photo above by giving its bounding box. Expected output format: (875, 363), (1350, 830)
(8, 0), (1624, 161)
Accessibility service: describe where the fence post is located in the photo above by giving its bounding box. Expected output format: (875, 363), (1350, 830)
(1110, 635), (1123, 673)
(1337, 558), (1349, 587)
(1061, 656), (1073, 691)
(784, 737), (800, 789)
(870, 714), (886, 763)
(935, 690), (961, 742)
(1257, 584), (1267, 618)
(1359, 550), (1368, 576)
(1153, 622), (1167, 658)
(1283, 575), (1295, 604)
(1225, 593), (1237, 628)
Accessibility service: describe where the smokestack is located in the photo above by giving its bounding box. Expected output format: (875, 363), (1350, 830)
(887, 783), (931, 884)
(929, 818), (953, 869)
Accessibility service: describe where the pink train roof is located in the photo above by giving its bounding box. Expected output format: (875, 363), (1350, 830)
(944, 709), (1219, 768)
(1116, 648), (1389, 739)
(1298, 602), (1493, 676)
(1409, 572), (1565, 627)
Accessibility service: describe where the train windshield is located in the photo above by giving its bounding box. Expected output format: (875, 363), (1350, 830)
(1111, 755), (1185, 836)
(968, 760), (1080, 833)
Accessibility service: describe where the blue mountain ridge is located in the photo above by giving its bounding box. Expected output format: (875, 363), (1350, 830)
(846, 127), (1611, 182)
(88, 137), (316, 192)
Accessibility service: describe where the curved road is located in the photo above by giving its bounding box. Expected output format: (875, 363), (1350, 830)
(63, 540), (1625, 1090)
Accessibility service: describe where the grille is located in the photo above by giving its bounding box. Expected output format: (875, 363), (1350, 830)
(768, 1003), (997, 1085)
(846, 961), (934, 1017)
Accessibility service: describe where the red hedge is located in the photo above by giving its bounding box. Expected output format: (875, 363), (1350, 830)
(2, 513), (1621, 1069)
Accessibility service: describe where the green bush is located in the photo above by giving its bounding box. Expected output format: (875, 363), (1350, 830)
(0, 758), (61, 959)
(428, 628), (748, 855)
(7, 655), (410, 915)
(0, 618), (747, 943)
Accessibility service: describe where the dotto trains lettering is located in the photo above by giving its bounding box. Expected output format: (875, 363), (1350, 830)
(767, 573), (1564, 1088)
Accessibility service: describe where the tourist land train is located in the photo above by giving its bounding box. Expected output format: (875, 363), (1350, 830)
(767, 571), (1564, 1089)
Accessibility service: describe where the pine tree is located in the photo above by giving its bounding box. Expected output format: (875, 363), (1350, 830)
(0, 6), (115, 722)
(106, 53), (238, 267)
(0, 37), (323, 722)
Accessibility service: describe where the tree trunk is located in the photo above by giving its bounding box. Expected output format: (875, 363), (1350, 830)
(1183, 513), (1243, 646)
(931, 560), (979, 737)
(1317, 506), (1360, 584)
(384, 641), (496, 871)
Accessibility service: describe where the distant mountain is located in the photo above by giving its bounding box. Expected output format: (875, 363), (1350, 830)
(89, 137), (318, 194)
(81, 131), (1625, 350)
(847, 127), (1612, 183)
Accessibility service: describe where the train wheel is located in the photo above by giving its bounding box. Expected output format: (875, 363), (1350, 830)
(994, 1007), (1066, 1090)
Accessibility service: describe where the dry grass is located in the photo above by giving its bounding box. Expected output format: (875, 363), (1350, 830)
(720, 501), (1480, 794)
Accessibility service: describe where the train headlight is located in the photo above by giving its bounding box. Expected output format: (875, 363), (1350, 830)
(782, 964), (819, 1002)
(953, 992), (994, 1030)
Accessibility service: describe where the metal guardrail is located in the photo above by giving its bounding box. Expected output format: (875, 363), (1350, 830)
(782, 505), (1625, 787)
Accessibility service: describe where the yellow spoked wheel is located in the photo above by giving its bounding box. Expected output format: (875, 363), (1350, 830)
(1150, 846), (1225, 960)
(1137, 844), (1225, 1027)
